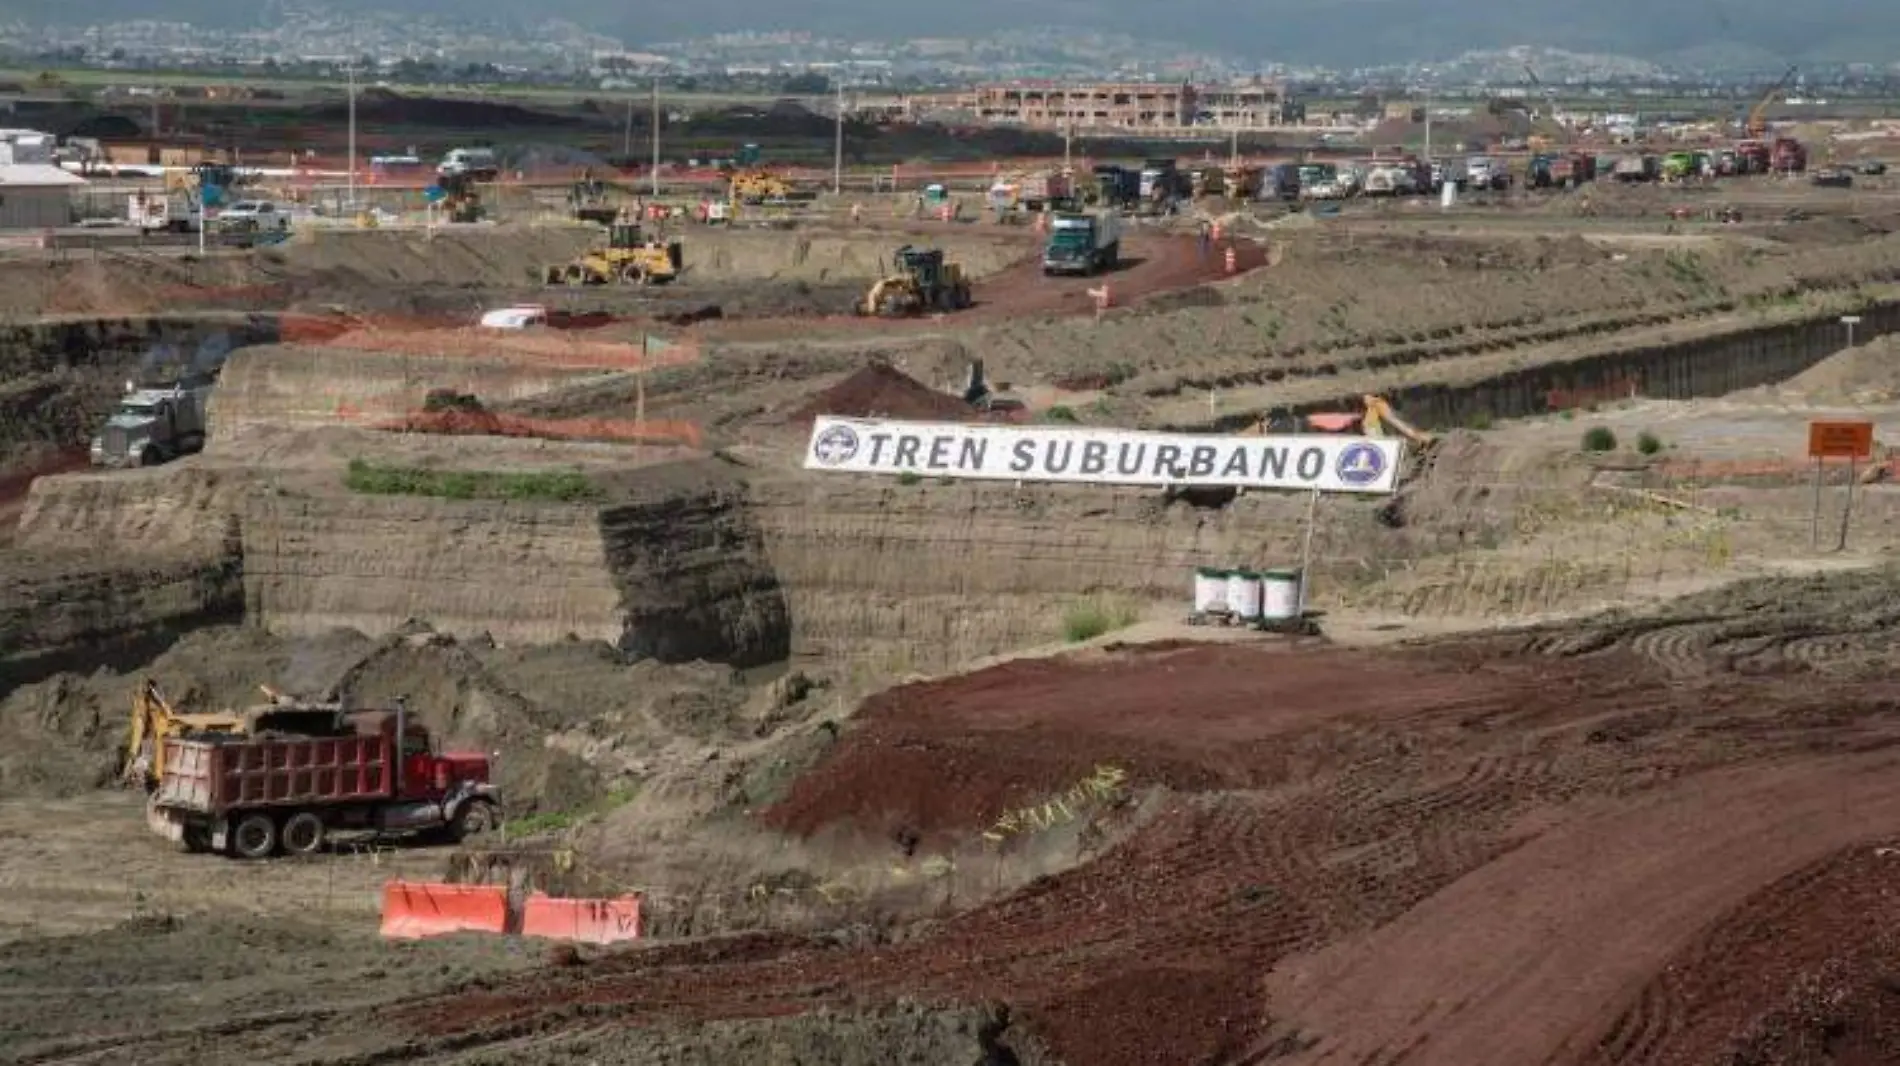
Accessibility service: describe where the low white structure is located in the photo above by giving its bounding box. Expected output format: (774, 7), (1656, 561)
(0, 129), (85, 228)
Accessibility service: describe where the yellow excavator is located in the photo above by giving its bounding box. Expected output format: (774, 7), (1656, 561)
(543, 221), (682, 286)
(1244, 395), (1436, 449)
(123, 680), (246, 792)
(125, 680), (364, 792)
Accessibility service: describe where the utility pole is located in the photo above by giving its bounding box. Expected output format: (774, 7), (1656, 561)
(1422, 71), (1434, 162)
(833, 80), (844, 196)
(649, 78), (660, 198)
(1062, 87), (1072, 172)
(623, 90), (634, 160)
(346, 59), (358, 212)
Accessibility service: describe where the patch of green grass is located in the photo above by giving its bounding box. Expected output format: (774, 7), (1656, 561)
(501, 810), (574, 839)
(1581, 426), (1618, 452)
(896, 470), (922, 486)
(343, 458), (601, 502)
(1061, 596), (1141, 643)
(501, 784), (641, 840)
(1044, 404), (1080, 423)
(1636, 431), (1664, 456)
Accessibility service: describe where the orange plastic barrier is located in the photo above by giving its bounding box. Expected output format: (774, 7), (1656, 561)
(378, 880), (509, 940)
(519, 891), (642, 945)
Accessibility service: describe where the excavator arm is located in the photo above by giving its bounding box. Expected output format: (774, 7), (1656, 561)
(124, 678), (247, 791)
(1362, 395), (1435, 447)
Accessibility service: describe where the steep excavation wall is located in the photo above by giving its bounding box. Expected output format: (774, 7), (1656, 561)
(1377, 300), (1900, 430)
(0, 313), (278, 466)
(242, 459), (788, 666)
(749, 476), (1320, 673)
(2, 465), (249, 689)
(208, 344), (622, 444)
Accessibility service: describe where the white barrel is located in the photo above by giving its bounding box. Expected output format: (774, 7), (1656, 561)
(1227, 570), (1263, 619)
(1439, 181), (1457, 209)
(1193, 568), (1229, 614)
(1260, 568), (1302, 621)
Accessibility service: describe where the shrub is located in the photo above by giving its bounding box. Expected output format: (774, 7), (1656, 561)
(344, 458), (601, 502)
(1061, 596), (1140, 642)
(1636, 431), (1663, 456)
(896, 470), (922, 486)
(1581, 427), (1618, 452)
(1044, 404), (1079, 423)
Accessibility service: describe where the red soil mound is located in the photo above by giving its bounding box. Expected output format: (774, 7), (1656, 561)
(761, 641), (1535, 843)
(790, 362), (978, 424)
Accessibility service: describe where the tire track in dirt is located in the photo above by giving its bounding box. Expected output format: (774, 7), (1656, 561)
(1253, 753), (1900, 1066)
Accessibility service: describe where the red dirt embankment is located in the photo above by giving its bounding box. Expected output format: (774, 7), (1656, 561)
(762, 642), (1520, 843)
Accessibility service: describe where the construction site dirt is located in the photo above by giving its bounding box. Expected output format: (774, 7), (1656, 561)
(12, 171), (1900, 1066)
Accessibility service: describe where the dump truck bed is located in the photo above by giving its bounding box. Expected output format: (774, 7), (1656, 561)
(155, 733), (395, 816)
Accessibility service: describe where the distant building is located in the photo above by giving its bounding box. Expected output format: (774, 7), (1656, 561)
(921, 79), (1295, 132)
(0, 129), (85, 228)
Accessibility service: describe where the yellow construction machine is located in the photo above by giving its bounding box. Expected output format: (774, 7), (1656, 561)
(123, 679), (246, 792)
(860, 245), (973, 316)
(1243, 395), (1437, 450)
(543, 222), (682, 286)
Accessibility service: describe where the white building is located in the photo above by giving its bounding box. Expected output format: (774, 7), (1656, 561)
(0, 129), (84, 228)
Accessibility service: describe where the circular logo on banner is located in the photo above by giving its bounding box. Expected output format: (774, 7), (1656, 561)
(811, 425), (860, 466)
(1335, 442), (1388, 486)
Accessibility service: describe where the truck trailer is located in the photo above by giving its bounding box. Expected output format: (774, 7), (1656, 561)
(148, 702), (499, 859)
(1042, 211), (1122, 276)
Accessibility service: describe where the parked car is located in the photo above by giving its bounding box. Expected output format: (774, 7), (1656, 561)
(217, 200), (289, 232)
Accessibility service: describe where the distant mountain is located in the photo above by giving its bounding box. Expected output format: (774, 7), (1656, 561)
(9, 0), (1900, 68)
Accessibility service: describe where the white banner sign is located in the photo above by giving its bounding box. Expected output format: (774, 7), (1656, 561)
(804, 417), (1403, 495)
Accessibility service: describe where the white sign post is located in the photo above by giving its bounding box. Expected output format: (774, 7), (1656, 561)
(803, 416), (1404, 495)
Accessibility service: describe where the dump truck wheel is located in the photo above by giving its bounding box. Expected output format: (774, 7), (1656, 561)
(280, 812), (326, 856)
(231, 813), (278, 860)
(449, 800), (497, 843)
(620, 264), (646, 285)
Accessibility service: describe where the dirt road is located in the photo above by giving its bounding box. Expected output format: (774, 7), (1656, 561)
(1256, 755), (1900, 1065)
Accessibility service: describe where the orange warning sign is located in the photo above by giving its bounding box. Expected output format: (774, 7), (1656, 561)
(1808, 421), (1874, 460)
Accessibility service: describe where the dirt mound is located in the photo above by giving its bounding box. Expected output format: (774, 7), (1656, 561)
(303, 91), (583, 130)
(0, 623), (776, 811)
(790, 361), (979, 424)
(1775, 334), (1900, 402)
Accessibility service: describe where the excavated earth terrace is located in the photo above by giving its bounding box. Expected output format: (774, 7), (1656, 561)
(9, 185), (1900, 1066)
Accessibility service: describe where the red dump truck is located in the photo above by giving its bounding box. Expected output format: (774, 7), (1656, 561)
(148, 702), (499, 860)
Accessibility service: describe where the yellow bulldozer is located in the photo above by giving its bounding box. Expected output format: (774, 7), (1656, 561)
(860, 245), (973, 317)
(543, 222), (682, 286)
